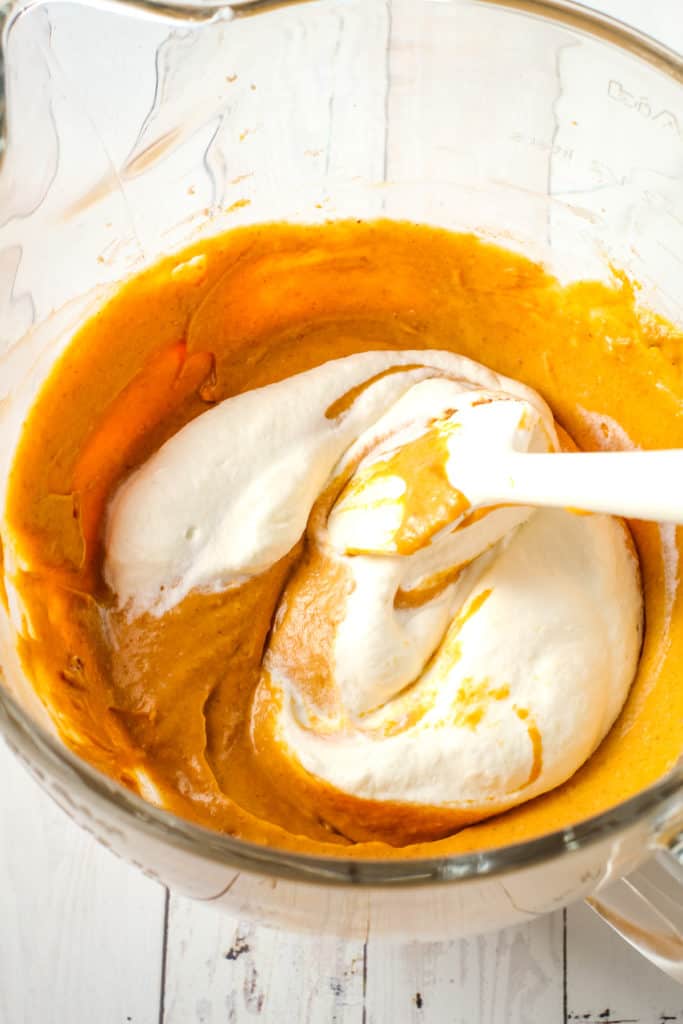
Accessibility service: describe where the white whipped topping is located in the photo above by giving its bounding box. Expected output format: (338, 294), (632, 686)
(106, 350), (547, 615)
(105, 350), (642, 822)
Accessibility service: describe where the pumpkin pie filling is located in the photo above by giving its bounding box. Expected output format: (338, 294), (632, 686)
(4, 219), (682, 857)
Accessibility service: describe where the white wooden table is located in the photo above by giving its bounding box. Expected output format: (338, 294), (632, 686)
(1, 2), (682, 1021)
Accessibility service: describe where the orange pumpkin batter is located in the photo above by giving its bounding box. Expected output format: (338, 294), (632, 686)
(5, 219), (683, 857)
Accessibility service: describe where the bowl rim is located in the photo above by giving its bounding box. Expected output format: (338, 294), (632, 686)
(1, 0), (682, 889)
(2, 682), (682, 886)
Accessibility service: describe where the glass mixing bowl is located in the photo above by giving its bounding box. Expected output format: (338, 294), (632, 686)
(0, 0), (681, 978)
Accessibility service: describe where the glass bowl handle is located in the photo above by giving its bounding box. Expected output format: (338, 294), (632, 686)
(587, 830), (683, 984)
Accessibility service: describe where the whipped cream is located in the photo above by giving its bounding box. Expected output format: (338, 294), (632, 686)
(105, 350), (643, 829)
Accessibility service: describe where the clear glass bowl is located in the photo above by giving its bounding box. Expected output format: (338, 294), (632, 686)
(0, 0), (681, 976)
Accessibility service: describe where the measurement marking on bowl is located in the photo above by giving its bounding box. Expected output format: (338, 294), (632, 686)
(607, 81), (681, 136)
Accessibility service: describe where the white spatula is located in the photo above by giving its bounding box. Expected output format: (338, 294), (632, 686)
(461, 449), (683, 523)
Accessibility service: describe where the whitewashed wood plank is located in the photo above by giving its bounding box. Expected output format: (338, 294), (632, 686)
(0, 737), (166, 1024)
(566, 902), (683, 1024)
(162, 898), (365, 1024)
(163, 907), (563, 1024)
(364, 912), (564, 1024)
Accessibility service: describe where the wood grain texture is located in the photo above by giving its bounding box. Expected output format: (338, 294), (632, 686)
(363, 913), (564, 1024)
(0, 738), (166, 1024)
(161, 897), (563, 1024)
(566, 903), (683, 1024)
(163, 895), (366, 1023)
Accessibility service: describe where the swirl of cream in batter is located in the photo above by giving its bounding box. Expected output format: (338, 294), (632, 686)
(105, 351), (643, 842)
